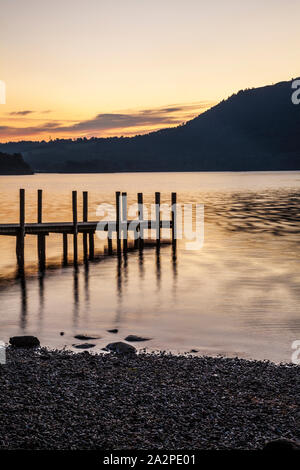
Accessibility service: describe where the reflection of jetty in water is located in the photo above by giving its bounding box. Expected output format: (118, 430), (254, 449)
(16, 241), (177, 332)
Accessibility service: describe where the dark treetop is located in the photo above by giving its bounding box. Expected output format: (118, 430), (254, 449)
(0, 152), (33, 175)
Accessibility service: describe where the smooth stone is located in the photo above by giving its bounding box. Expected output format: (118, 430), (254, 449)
(104, 342), (136, 354)
(263, 439), (300, 451)
(107, 329), (118, 334)
(124, 335), (151, 342)
(9, 336), (40, 348)
(74, 334), (100, 340)
(190, 349), (199, 353)
(72, 343), (96, 349)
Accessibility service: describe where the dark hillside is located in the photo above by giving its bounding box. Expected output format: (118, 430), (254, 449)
(0, 79), (299, 172)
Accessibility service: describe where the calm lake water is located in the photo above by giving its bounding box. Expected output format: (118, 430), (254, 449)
(0, 171), (299, 362)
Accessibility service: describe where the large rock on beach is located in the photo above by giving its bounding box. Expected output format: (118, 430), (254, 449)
(263, 438), (300, 451)
(104, 342), (136, 354)
(9, 336), (40, 348)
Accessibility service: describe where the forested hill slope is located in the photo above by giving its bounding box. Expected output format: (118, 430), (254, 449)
(0, 79), (299, 172)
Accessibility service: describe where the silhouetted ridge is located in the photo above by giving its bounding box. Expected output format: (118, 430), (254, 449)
(0, 152), (34, 175)
(0, 79), (299, 172)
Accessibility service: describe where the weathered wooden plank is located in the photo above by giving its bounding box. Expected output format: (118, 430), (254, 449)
(0, 219), (171, 235)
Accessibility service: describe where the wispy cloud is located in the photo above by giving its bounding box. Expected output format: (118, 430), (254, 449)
(9, 110), (34, 116)
(0, 101), (213, 140)
(8, 109), (53, 117)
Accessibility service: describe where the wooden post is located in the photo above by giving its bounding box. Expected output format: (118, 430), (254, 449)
(37, 189), (42, 224)
(72, 191), (78, 265)
(16, 189), (25, 268)
(116, 191), (121, 254)
(138, 192), (144, 249)
(37, 189), (46, 268)
(171, 192), (177, 247)
(122, 192), (127, 253)
(155, 192), (161, 246)
(63, 233), (68, 264)
(83, 191), (88, 261)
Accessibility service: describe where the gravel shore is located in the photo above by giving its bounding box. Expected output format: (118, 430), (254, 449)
(0, 347), (299, 450)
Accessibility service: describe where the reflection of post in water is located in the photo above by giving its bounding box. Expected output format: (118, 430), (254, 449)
(117, 253), (122, 299)
(172, 241), (177, 264)
(172, 245), (177, 277)
(38, 270), (45, 324)
(16, 269), (27, 331)
(156, 244), (161, 289)
(107, 225), (113, 255)
(138, 245), (144, 279)
(84, 261), (90, 304)
(114, 253), (123, 324)
(73, 266), (79, 327)
(123, 249), (128, 288)
(63, 234), (68, 265)
(171, 243), (178, 302)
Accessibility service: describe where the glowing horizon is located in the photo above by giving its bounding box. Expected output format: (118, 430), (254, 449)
(0, 100), (214, 142)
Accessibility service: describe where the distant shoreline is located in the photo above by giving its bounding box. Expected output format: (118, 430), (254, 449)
(2, 169), (300, 176)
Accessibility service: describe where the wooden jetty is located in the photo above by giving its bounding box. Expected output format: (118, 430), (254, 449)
(0, 189), (177, 269)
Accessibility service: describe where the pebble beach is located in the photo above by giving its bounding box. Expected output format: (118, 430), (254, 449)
(0, 347), (299, 450)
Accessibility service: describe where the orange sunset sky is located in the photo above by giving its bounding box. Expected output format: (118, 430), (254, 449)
(0, 0), (299, 142)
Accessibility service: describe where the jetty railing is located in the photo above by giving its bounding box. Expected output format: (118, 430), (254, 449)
(0, 189), (177, 269)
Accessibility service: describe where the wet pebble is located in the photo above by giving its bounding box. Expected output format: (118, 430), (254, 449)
(124, 335), (151, 342)
(72, 343), (96, 349)
(74, 335), (100, 341)
(104, 342), (136, 354)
